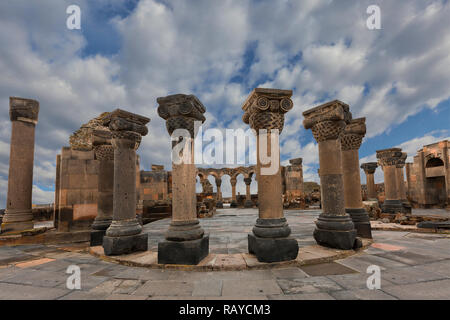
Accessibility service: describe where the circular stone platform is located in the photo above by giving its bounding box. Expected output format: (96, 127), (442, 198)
(89, 208), (371, 270)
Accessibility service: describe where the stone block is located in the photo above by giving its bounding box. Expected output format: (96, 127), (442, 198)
(158, 235), (209, 265)
(103, 233), (148, 256)
(248, 234), (299, 263)
(313, 228), (357, 250)
(67, 160), (86, 174)
(90, 229), (106, 246)
(73, 203), (97, 221)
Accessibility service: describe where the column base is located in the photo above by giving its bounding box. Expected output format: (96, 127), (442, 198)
(401, 200), (412, 214)
(244, 200), (253, 208)
(90, 229), (106, 246)
(381, 200), (404, 214)
(1, 221), (34, 234)
(91, 218), (112, 231)
(248, 234), (299, 263)
(346, 208), (372, 239)
(313, 214), (357, 250)
(158, 234), (209, 265)
(103, 233), (148, 256)
(230, 201), (237, 208)
(216, 201), (223, 208)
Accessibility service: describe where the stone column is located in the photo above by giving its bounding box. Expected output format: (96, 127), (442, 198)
(102, 109), (150, 255)
(242, 88), (298, 262)
(90, 128), (114, 246)
(157, 94), (209, 265)
(340, 118), (372, 239)
(230, 178), (237, 208)
(1, 97), (39, 234)
(361, 162), (378, 201)
(303, 100), (357, 250)
(216, 178), (223, 208)
(376, 148), (404, 214)
(244, 177), (253, 208)
(396, 152), (411, 213)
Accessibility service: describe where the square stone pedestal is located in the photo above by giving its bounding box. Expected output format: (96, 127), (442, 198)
(248, 234), (299, 263)
(103, 233), (148, 256)
(90, 230), (106, 246)
(381, 200), (405, 214)
(313, 228), (357, 250)
(158, 235), (209, 265)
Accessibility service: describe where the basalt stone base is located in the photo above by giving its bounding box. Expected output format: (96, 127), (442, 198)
(248, 234), (299, 263)
(346, 208), (372, 239)
(90, 229), (106, 246)
(158, 235), (209, 265)
(230, 201), (237, 208)
(244, 200), (253, 208)
(402, 201), (412, 214)
(1, 221), (34, 234)
(313, 228), (357, 250)
(381, 200), (404, 214)
(216, 201), (223, 209)
(313, 214), (357, 250)
(103, 233), (148, 256)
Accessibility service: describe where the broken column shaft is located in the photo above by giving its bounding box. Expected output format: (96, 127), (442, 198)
(1, 97), (39, 234)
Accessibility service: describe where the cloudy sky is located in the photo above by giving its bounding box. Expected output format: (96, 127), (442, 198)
(0, 0), (449, 205)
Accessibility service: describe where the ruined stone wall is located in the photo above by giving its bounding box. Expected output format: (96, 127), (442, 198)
(55, 147), (99, 232)
(406, 140), (449, 208)
(284, 158), (303, 201)
(139, 165), (170, 202)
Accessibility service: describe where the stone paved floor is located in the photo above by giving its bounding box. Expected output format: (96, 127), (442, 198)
(0, 208), (449, 300)
(145, 208), (318, 253)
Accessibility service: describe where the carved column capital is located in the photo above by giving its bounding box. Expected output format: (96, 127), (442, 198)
(289, 158), (302, 166)
(244, 177), (252, 185)
(215, 178), (222, 187)
(395, 152), (407, 168)
(230, 178), (237, 186)
(376, 148), (403, 167)
(340, 118), (366, 151)
(303, 100), (352, 142)
(103, 109), (150, 150)
(9, 97), (39, 125)
(157, 94), (206, 137)
(360, 162), (378, 174)
(242, 88), (293, 133)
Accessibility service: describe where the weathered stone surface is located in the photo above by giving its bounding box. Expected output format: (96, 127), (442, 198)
(103, 233), (148, 256)
(248, 234), (299, 263)
(158, 235), (209, 265)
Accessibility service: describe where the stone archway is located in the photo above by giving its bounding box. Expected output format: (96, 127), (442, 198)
(425, 157), (446, 206)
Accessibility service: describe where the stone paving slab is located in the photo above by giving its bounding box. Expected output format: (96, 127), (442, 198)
(89, 241), (370, 271)
(0, 208), (450, 300)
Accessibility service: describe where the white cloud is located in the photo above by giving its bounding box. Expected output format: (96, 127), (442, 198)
(0, 0), (449, 205)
